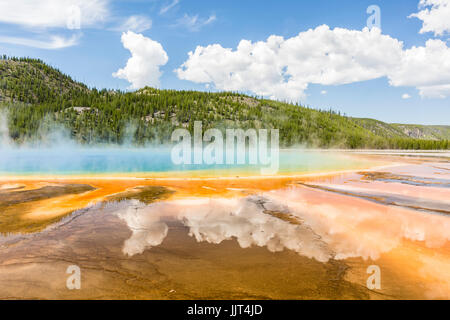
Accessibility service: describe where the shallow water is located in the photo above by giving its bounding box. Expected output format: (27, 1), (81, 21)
(0, 148), (377, 176)
(0, 153), (449, 300)
(0, 200), (371, 300)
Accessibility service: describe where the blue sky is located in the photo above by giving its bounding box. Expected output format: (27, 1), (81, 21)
(0, 0), (449, 125)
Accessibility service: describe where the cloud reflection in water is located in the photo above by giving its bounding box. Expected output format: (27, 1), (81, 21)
(114, 197), (333, 262)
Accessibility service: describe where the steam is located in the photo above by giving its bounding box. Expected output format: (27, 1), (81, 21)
(0, 112), (11, 148)
(0, 110), (77, 148)
(0, 110), (165, 148)
(0, 111), (179, 175)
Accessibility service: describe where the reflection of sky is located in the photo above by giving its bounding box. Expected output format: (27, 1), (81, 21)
(114, 197), (333, 262)
(114, 188), (450, 264)
(0, 148), (372, 175)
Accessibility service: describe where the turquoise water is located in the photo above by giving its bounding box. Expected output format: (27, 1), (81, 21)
(0, 147), (372, 176)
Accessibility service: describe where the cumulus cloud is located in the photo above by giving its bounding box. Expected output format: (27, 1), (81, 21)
(409, 0), (450, 36)
(113, 31), (169, 89)
(389, 39), (450, 98)
(0, 0), (108, 29)
(176, 26), (403, 101)
(175, 14), (216, 32)
(389, 40), (450, 87)
(114, 15), (152, 33)
(176, 25), (450, 100)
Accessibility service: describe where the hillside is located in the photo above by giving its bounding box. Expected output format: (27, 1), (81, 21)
(390, 124), (450, 140)
(0, 56), (448, 150)
(0, 56), (88, 104)
(352, 118), (450, 141)
(351, 118), (409, 139)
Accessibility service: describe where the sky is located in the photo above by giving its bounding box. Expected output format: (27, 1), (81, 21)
(0, 0), (449, 125)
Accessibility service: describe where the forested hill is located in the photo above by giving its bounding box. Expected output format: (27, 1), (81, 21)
(0, 56), (448, 149)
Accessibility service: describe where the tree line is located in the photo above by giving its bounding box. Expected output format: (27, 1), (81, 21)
(0, 57), (448, 150)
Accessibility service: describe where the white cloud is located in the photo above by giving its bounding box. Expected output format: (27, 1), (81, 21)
(114, 15), (152, 33)
(160, 0), (179, 15)
(389, 39), (450, 98)
(409, 0), (450, 36)
(176, 25), (403, 101)
(321, 90), (327, 95)
(0, 0), (108, 29)
(0, 34), (80, 49)
(176, 14), (216, 32)
(177, 25), (450, 100)
(390, 39), (450, 87)
(0, 0), (108, 49)
(417, 84), (450, 98)
(402, 93), (412, 99)
(113, 31), (169, 89)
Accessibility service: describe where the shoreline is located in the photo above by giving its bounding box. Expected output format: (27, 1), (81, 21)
(0, 163), (401, 182)
(2, 149), (448, 182)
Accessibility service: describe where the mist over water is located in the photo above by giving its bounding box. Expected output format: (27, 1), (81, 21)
(0, 147), (372, 176)
(1, 107), (449, 299)
(0, 113), (10, 148)
(0, 112), (372, 175)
